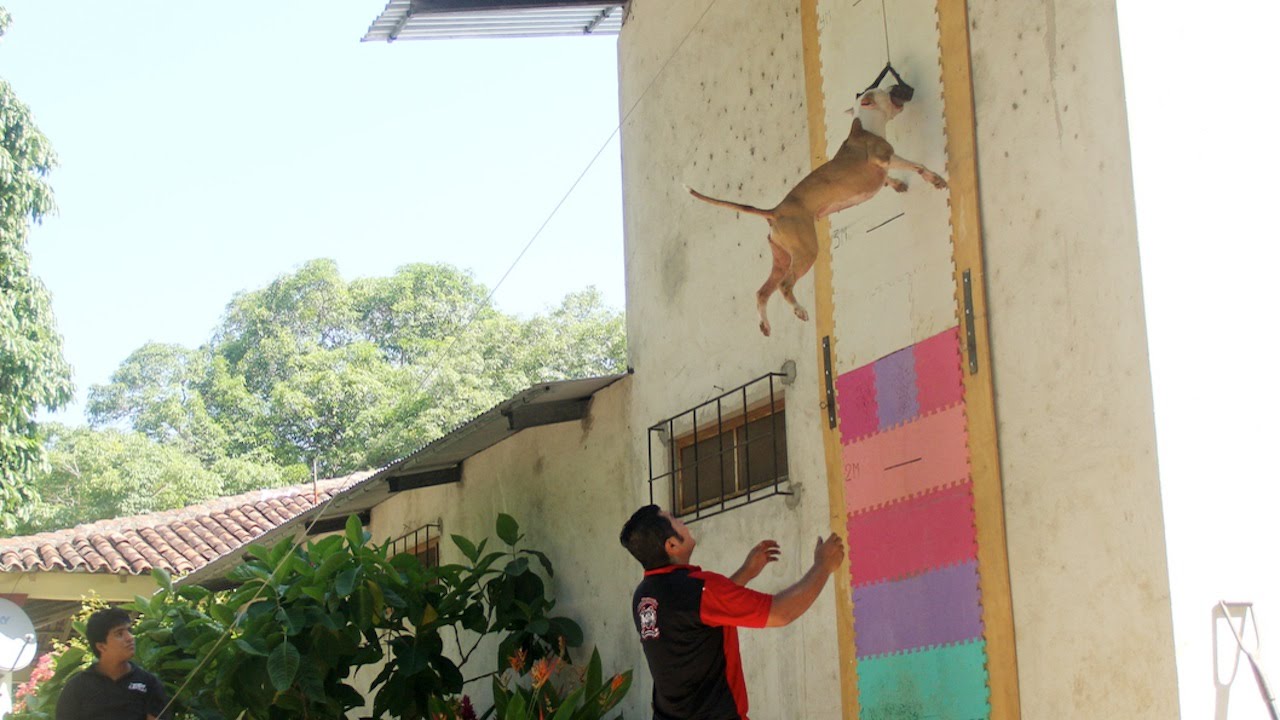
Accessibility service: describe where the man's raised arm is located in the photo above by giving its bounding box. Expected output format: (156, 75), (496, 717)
(765, 533), (845, 628)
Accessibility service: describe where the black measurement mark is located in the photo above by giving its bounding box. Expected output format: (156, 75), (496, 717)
(884, 457), (923, 471)
(866, 212), (905, 234)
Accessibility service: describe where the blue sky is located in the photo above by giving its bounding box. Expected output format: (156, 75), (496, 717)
(2, 1), (624, 423)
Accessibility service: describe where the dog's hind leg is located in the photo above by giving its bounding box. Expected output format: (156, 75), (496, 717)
(757, 240), (790, 336)
(778, 224), (818, 323)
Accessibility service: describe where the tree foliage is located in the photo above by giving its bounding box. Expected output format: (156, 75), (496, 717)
(0, 8), (74, 531)
(22, 424), (292, 533)
(7, 259), (628, 533)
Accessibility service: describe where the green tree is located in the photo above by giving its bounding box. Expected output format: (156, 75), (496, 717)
(23, 424), (227, 532)
(86, 343), (227, 462)
(85, 259), (627, 483)
(0, 8), (73, 531)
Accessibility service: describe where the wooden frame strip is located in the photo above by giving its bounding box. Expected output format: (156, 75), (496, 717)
(936, 1), (1022, 717)
(799, 1), (860, 718)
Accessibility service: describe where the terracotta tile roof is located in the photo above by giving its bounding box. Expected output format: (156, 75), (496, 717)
(0, 472), (372, 577)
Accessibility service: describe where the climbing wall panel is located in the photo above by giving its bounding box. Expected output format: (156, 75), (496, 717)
(800, 0), (1019, 717)
(837, 330), (989, 718)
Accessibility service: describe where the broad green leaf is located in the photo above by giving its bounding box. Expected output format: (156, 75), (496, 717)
(345, 514), (365, 548)
(496, 513), (520, 546)
(296, 660), (327, 699)
(209, 603), (236, 627)
(551, 687), (585, 720)
(504, 556), (529, 577)
(419, 604), (439, 628)
(520, 549), (555, 578)
(334, 567), (359, 597)
(267, 640), (301, 691)
(152, 567), (174, 592)
(586, 646), (603, 697)
(452, 534), (479, 563)
(314, 551), (349, 581)
(550, 617), (585, 648)
(235, 637), (269, 657)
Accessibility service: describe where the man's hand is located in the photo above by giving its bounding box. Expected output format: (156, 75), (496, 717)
(765, 533), (848, 628)
(730, 540), (781, 586)
(813, 533), (845, 575)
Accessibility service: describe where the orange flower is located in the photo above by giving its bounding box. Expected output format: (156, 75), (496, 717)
(609, 673), (625, 693)
(530, 656), (559, 689)
(509, 648), (528, 673)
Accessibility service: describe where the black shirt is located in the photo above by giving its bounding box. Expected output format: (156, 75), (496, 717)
(55, 662), (168, 720)
(632, 564), (772, 720)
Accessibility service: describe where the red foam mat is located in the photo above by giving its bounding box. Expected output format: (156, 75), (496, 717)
(846, 481), (978, 586)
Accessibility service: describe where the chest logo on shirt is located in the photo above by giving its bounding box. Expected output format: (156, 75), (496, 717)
(638, 597), (660, 639)
(127, 682), (148, 693)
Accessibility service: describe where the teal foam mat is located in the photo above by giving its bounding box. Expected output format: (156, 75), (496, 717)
(858, 640), (991, 720)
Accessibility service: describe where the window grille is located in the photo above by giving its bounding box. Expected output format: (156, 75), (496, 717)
(648, 371), (792, 522)
(388, 520), (442, 569)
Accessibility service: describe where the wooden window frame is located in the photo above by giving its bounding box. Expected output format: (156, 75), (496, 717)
(673, 398), (787, 517)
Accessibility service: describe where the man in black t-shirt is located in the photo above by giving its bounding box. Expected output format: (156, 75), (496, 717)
(56, 608), (169, 720)
(620, 505), (845, 720)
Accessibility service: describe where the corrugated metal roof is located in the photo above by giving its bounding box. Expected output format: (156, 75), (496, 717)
(177, 373), (628, 586)
(363, 1), (625, 42)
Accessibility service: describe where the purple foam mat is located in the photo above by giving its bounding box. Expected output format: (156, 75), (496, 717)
(852, 560), (984, 658)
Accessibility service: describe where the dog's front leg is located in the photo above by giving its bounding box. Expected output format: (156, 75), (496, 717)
(884, 176), (908, 193)
(889, 154), (948, 190)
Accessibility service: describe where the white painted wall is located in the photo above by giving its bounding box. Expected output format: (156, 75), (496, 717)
(968, 0), (1179, 716)
(354, 380), (650, 716)
(618, 0), (1179, 717)
(359, 1), (1180, 717)
(618, 1), (845, 718)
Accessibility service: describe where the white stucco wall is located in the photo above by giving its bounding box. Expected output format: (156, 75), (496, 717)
(355, 380), (649, 716)
(618, 0), (1178, 717)
(619, 2), (844, 718)
(358, 1), (1177, 717)
(968, 1), (1180, 717)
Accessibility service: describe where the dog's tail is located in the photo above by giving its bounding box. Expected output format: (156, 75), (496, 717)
(686, 186), (773, 217)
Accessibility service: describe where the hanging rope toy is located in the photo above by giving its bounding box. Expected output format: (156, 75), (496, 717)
(858, 62), (914, 106)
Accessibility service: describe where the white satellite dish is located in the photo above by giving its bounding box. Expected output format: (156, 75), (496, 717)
(0, 599), (37, 672)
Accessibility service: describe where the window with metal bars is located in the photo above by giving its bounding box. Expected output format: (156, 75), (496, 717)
(648, 370), (792, 522)
(388, 521), (441, 569)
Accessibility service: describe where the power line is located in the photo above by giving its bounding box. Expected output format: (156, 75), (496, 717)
(155, 1), (725, 713)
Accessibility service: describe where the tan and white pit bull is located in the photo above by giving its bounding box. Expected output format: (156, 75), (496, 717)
(689, 87), (948, 336)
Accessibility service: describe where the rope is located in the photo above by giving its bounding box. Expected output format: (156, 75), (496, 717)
(880, 0), (891, 64)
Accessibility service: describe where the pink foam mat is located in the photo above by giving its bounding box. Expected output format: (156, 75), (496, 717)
(846, 481), (978, 586)
(842, 404), (969, 513)
(913, 327), (964, 415)
(835, 363), (879, 441)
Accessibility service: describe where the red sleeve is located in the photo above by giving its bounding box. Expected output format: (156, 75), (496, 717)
(694, 570), (773, 628)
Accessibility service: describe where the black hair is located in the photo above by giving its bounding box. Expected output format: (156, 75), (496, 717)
(85, 608), (132, 657)
(619, 505), (677, 571)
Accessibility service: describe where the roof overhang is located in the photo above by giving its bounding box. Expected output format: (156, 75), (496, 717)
(0, 571), (158, 606)
(178, 373), (626, 587)
(363, 0), (626, 42)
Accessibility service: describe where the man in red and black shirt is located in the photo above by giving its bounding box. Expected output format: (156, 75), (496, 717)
(620, 505), (845, 720)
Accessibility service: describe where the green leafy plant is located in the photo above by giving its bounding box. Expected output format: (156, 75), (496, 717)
(9, 513), (630, 720)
